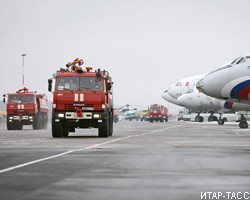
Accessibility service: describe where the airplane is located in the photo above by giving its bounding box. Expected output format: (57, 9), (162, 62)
(162, 74), (223, 123)
(196, 53), (250, 128)
(166, 74), (205, 99)
(177, 87), (250, 126)
(176, 87), (224, 122)
(196, 54), (250, 101)
(163, 73), (250, 127)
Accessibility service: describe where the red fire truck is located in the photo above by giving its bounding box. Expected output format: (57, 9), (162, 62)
(148, 104), (168, 122)
(3, 87), (48, 130)
(48, 58), (114, 137)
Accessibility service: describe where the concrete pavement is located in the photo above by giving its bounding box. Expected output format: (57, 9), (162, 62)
(0, 120), (249, 200)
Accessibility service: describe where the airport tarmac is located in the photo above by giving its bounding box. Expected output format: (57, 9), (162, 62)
(0, 120), (250, 200)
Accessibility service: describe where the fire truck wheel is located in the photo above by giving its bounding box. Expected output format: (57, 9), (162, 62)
(61, 125), (69, 137)
(7, 123), (14, 130)
(33, 113), (42, 130)
(33, 119), (39, 130)
(52, 122), (62, 137)
(98, 114), (110, 137)
(40, 114), (44, 129)
(109, 113), (113, 136)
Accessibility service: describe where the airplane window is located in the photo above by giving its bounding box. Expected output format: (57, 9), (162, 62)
(236, 58), (246, 65)
(231, 57), (241, 65)
(176, 82), (182, 86)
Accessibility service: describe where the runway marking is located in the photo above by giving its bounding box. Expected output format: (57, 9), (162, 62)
(0, 124), (185, 174)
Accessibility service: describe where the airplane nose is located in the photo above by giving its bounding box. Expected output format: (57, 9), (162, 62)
(167, 88), (175, 98)
(196, 79), (204, 93)
(177, 95), (185, 105)
(161, 90), (182, 105)
(161, 89), (172, 101)
(161, 92), (168, 100)
(161, 88), (169, 99)
(196, 72), (227, 99)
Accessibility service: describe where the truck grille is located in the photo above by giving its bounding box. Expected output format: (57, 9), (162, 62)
(65, 104), (95, 110)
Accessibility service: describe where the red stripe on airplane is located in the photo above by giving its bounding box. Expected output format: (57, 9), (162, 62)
(227, 102), (233, 109)
(239, 85), (250, 100)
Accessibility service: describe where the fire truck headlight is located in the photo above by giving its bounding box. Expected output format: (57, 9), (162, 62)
(29, 116), (33, 119)
(58, 113), (65, 118)
(9, 116), (13, 119)
(93, 114), (100, 118)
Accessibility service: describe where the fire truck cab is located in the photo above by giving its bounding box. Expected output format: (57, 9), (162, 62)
(48, 59), (114, 137)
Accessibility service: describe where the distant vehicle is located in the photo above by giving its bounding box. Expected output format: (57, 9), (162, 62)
(3, 87), (48, 130)
(48, 58), (114, 137)
(140, 109), (148, 121)
(177, 108), (191, 121)
(124, 108), (140, 121)
(177, 110), (184, 121)
(113, 109), (120, 123)
(118, 104), (140, 121)
(0, 110), (7, 123)
(148, 104), (168, 122)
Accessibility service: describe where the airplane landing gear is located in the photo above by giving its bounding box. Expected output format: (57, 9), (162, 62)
(208, 113), (218, 122)
(218, 118), (224, 125)
(195, 113), (204, 122)
(218, 114), (224, 125)
(239, 114), (248, 129)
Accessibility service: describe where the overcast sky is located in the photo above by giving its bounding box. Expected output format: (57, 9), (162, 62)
(1, 0), (250, 113)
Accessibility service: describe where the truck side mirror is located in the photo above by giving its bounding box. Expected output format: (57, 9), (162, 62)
(107, 82), (113, 90)
(48, 79), (53, 92)
(3, 94), (5, 103)
(96, 74), (101, 82)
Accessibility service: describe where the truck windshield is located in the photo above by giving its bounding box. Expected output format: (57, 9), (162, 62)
(151, 107), (160, 111)
(56, 77), (79, 90)
(80, 77), (102, 91)
(9, 95), (35, 103)
(56, 77), (103, 91)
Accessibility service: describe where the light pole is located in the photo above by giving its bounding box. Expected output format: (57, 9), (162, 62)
(21, 54), (27, 86)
